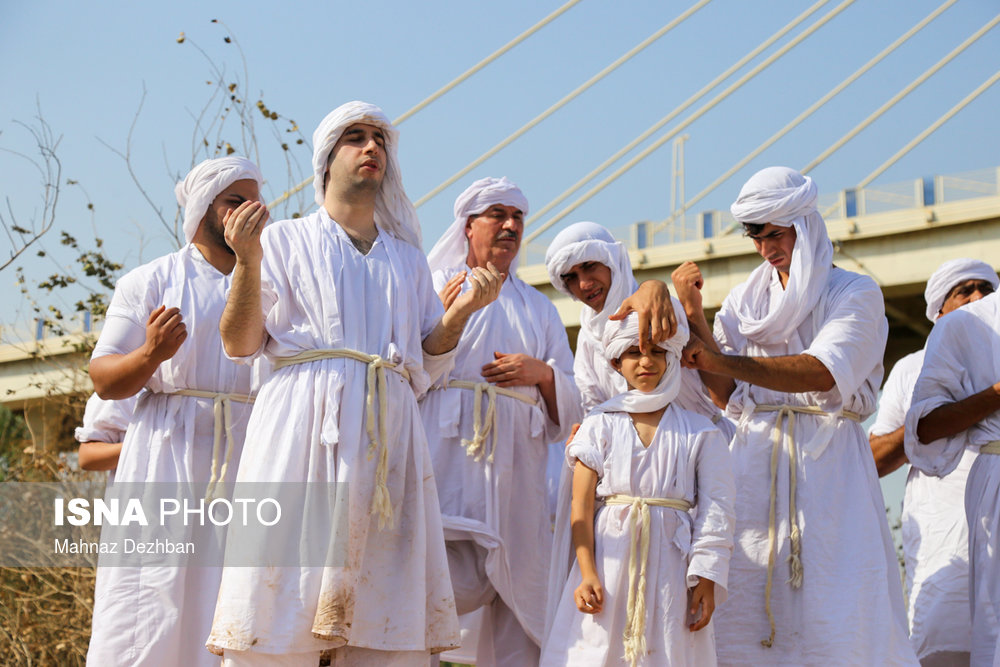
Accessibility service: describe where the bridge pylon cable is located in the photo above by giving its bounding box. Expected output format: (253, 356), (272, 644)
(413, 0), (714, 208)
(801, 13), (1000, 175)
(652, 0), (957, 234)
(523, 0), (856, 245)
(266, 0), (584, 210)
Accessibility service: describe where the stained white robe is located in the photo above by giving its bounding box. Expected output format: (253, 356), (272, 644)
(207, 210), (460, 657)
(420, 268), (581, 646)
(905, 292), (1000, 667)
(87, 244), (257, 667)
(541, 404), (734, 666)
(711, 266), (916, 665)
(870, 349), (974, 661)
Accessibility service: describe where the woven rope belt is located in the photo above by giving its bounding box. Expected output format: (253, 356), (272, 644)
(274, 349), (411, 529)
(604, 494), (693, 667)
(752, 403), (860, 648)
(981, 440), (1000, 455)
(169, 389), (255, 501)
(441, 380), (537, 463)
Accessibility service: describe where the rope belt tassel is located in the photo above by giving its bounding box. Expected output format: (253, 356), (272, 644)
(604, 494), (692, 667)
(443, 380), (537, 463)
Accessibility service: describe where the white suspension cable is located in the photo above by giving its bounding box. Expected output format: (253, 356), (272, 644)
(524, 0), (856, 245)
(526, 0), (830, 228)
(653, 0), (957, 233)
(801, 13), (1000, 174)
(413, 0), (715, 208)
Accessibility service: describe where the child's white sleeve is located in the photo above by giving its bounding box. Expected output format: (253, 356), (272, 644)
(687, 427), (736, 602)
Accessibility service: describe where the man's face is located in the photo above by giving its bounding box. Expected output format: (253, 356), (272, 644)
(748, 223), (797, 276)
(560, 261), (613, 312)
(324, 123), (386, 195)
(464, 204), (524, 273)
(939, 278), (996, 317)
(202, 178), (262, 254)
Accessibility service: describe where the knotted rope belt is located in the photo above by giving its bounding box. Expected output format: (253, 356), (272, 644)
(604, 494), (693, 667)
(441, 380), (537, 463)
(168, 389), (255, 501)
(752, 403), (860, 649)
(274, 349), (411, 529)
(981, 441), (1000, 455)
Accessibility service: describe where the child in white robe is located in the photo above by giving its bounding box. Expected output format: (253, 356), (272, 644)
(541, 313), (735, 667)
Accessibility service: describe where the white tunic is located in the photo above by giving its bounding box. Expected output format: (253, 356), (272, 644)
(88, 244), (256, 667)
(421, 268), (581, 643)
(870, 349), (974, 660)
(905, 292), (1000, 667)
(541, 405), (734, 666)
(75, 392), (138, 483)
(207, 210), (460, 656)
(712, 267), (916, 665)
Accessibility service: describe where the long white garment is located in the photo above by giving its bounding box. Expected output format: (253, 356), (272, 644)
(75, 392), (138, 483)
(207, 209), (460, 657)
(541, 405), (734, 666)
(87, 244), (257, 667)
(420, 267), (581, 645)
(711, 266), (916, 665)
(905, 292), (1000, 667)
(870, 350), (974, 660)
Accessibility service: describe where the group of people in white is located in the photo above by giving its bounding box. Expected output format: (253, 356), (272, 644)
(71, 99), (1000, 666)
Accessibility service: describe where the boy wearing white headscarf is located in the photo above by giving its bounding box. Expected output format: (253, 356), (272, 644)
(906, 286), (1000, 665)
(86, 156), (268, 667)
(209, 103), (501, 666)
(679, 166), (916, 664)
(540, 312), (734, 666)
(422, 176), (581, 666)
(868, 258), (996, 665)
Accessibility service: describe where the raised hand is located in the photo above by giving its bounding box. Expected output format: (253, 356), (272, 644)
(448, 262), (504, 317)
(671, 261), (704, 315)
(608, 280), (677, 352)
(438, 270), (467, 310)
(144, 305), (187, 363)
(223, 200), (270, 264)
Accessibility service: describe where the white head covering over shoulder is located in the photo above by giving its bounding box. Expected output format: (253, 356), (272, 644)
(545, 222), (637, 345)
(730, 166), (832, 345)
(311, 101), (421, 249)
(174, 156), (263, 243)
(427, 176), (529, 272)
(923, 257), (998, 322)
(594, 309), (689, 413)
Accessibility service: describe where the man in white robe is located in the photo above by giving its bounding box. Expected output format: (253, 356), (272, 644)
(906, 291), (1000, 666)
(421, 177), (581, 666)
(86, 156), (269, 667)
(871, 258), (996, 666)
(679, 166), (916, 665)
(76, 392), (137, 475)
(208, 103), (502, 666)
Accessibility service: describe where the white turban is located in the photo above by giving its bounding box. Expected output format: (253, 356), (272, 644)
(174, 157), (263, 243)
(544, 221), (637, 346)
(311, 101), (421, 249)
(427, 176), (528, 273)
(595, 307), (689, 413)
(924, 257), (998, 322)
(729, 166), (833, 345)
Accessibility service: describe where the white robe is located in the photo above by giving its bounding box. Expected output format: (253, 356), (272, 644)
(420, 268), (581, 645)
(541, 404), (734, 666)
(207, 210), (460, 657)
(904, 292), (1000, 667)
(75, 392), (138, 483)
(711, 266), (916, 665)
(87, 244), (257, 667)
(870, 349), (974, 660)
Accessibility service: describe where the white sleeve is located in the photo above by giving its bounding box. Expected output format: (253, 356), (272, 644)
(868, 355), (914, 437)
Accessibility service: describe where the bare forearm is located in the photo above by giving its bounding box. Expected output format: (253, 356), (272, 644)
(538, 367), (560, 426)
(869, 426), (907, 477)
(698, 369), (737, 410)
(89, 352), (161, 400)
(571, 500), (598, 580)
(702, 351), (835, 394)
(220, 260), (265, 358)
(916, 382), (1000, 444)
(422, 307), (472, 356)
(78, 441), (122, 471)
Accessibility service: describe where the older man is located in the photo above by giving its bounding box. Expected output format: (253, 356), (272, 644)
(208, 103), (501, 666)
(678, 166), (916, 664)
(906, 286), (1000, 666)
(420, 177), (581, 666)
(87, 156), (268, 667)
(870, 259), (996, 665)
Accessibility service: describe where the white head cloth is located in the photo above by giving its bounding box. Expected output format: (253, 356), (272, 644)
(311, 101), (421, 249)
(545, 221), (637, 345)
(174, 157), (263, 244)
(594, 308), (689, 414)
(729, 166), (833, 345)
(924, 257), (999, 322)
(426, 176), (529, 273)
